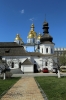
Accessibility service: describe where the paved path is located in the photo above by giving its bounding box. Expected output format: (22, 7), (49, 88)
(1, 77), (44, 100)
(11, 72), (66, 77)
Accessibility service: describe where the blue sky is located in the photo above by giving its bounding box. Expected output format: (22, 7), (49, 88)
(0, 0), (66, 48)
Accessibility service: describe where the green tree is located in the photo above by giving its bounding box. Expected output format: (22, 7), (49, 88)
(59, 52), (66, 66)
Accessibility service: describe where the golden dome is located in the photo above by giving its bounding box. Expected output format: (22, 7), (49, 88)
(37, 33), (42, 40)
(27, 23), (37, 39)
(15, 34), (22, 41)
(28, 30), (37, 38)
(28, 32), (34, 38)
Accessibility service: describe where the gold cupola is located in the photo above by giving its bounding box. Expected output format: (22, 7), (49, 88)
(27, 23), (37, 39)
(15, 34), (22, 41)
(37, 33), (42, 40)
(28, 33), (34, 38)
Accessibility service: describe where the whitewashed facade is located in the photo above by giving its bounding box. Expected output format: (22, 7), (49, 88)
(40, 44), (54, 54)
(0, 21), (58, 73)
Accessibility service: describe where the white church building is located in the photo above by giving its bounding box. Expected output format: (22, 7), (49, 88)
(0, 20), (57, 73)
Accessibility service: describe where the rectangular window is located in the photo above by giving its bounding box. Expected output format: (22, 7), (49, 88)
(42, 48), (43, 53)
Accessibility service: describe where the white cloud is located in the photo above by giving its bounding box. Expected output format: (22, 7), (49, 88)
(29, 18), (34, 21)
(29, 17), (37, 22)
(20, 9), (24, 14)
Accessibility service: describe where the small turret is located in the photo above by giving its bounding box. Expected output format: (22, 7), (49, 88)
(27, 23), (37, 44)
(14, 34), (24, 45)
(36, 33), (42, 44)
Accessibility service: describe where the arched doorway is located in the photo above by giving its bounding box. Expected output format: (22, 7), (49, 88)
(19, 62), (21, 68)
(34, 64), (38, 73)
(12, 62), (14, 68)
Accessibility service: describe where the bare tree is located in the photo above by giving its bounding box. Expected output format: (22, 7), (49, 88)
(0, 58), (10, 80)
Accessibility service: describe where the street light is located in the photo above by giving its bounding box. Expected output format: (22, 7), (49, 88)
(56, 52), (61, 78)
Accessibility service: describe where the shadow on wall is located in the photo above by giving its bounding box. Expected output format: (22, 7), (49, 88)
(10, 68), (23, 74)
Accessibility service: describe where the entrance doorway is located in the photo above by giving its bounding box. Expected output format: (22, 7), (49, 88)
(19, 62), (21, 68)
(34, 64), (38, 73)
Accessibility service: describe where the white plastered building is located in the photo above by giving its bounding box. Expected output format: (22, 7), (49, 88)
(0, 21), (57, 73)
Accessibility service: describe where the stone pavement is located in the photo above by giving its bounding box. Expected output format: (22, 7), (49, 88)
(1, 77), (44, 100)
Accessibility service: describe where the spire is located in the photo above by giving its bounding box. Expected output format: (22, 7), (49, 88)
(43, 21), (49, 34)
(31, 23), (34, 31)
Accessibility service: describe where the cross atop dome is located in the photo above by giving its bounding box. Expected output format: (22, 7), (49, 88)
(15, 34), (22, 41)
(31, 23), (35, 31)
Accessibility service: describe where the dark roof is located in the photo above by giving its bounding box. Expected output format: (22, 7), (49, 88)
(0, 42), (27, 56)
(0, 47), (27, 56)
(27, 52), (57, 57)
(0, 48), (57, 57)
(0, 42), (56, 57)
(40, 34), (53, 44)
(0, 42), (22, 48)
(22, 58), (33, 65)
(40, 41), (55, 45)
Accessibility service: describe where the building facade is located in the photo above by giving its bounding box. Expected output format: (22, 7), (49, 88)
(0, 20), (58, 73)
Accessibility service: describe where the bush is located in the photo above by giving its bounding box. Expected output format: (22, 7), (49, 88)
(60, 68), (66, 72)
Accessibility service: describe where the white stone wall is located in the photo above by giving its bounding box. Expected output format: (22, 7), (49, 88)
(40, 44), (54, 54)
(33, 56), (57, 70)
(34, 57), (42, 69)
(27, 38), (34, 44)
(21, 65), (33, 72)
(14, 40), (23, 45)
(54, 48), (66, 51)
(2, 56), (32, 69)
(2, 55), (57, 71)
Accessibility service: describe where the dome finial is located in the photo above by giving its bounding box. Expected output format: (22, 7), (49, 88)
(31, 23), (34, 31)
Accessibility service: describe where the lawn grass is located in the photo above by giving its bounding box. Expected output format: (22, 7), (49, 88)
(35, 76), (66, 100)
(0, 77), (21, 98)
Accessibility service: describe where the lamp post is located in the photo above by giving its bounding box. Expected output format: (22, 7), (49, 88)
(57, 52), (61, 78)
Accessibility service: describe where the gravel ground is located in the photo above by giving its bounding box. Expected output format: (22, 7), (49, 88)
(1, 77), (44, 100)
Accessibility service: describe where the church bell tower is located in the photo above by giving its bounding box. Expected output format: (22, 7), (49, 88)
(40, 21), (55, 54)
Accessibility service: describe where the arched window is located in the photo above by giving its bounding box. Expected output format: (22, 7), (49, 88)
(19, 41), (20, 44)
(45, 62), (47, 66)
(51, 48), (53, 53)
(11, 62), (14, 68)
(19, 62), (21, 68)
(42, 48), (43, 53)
(46, 48), (48, 53)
